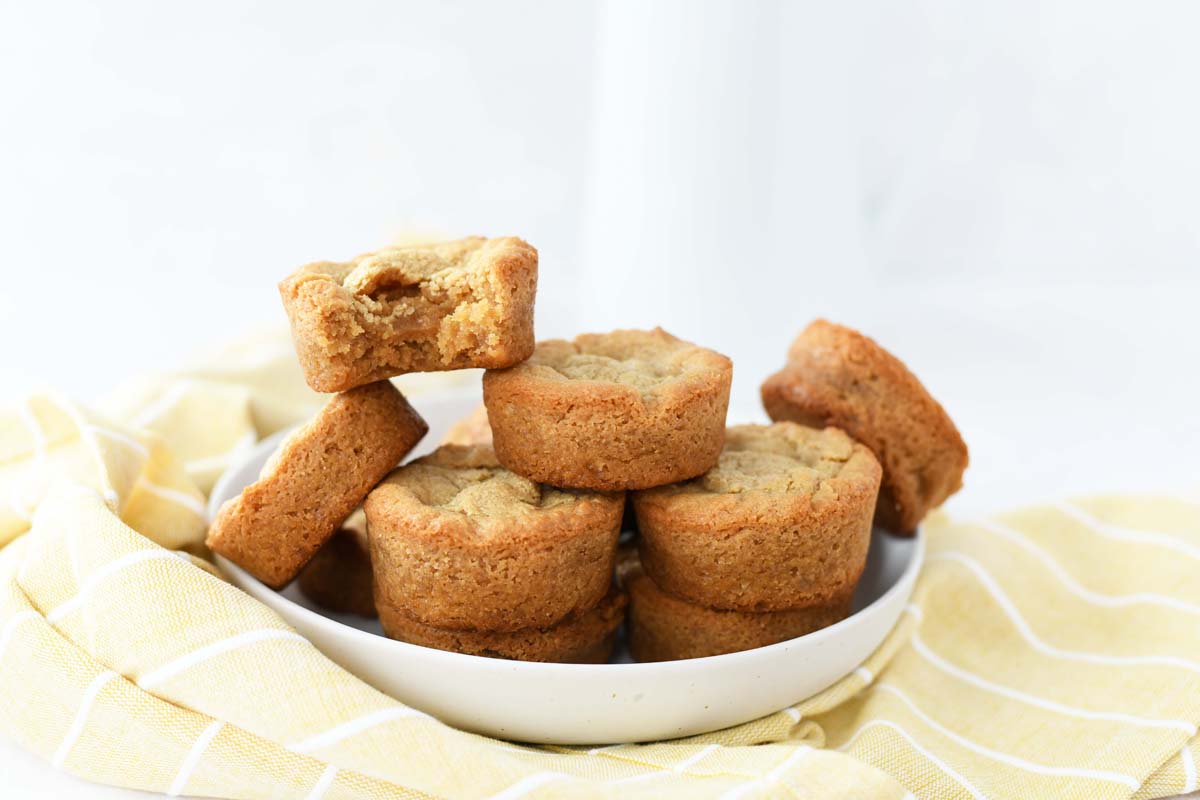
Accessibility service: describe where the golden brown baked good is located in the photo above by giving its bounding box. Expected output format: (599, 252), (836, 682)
(633, 423), (880, 612)
(280, 237), (538, 392)
(208, 381), (427, 588)
(440, 404), (492, 446)
(761, 319), (968, 534)
(378, 590), (627, 663)
(364, 444), (624, 632)
(617, 550), (851, 661)
(296, 509), (376, 618)
(482, 328), (732, 491)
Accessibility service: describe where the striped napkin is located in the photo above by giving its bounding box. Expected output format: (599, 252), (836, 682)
(2, 333), (1199, 800)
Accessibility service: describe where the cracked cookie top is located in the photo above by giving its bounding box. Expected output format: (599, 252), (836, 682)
(644, 422), (882, 503)
(373, 444), (578, 520)
(514, 328), (731, 398)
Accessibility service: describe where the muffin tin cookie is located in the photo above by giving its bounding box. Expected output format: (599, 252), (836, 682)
(297, 509), (376, 618)
(633, 422), (880, 612)
(618, 551), (851, 661)
(208, 381), (427, 588)
(483, 328), (732, 491)
(281, 236), (538, 392)
(761, 319), (968, 534)
(364, 444), (624, 632)
(379, 590), (627, 663)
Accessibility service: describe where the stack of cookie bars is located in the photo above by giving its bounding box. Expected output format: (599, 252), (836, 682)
(207, 236), (969, 663)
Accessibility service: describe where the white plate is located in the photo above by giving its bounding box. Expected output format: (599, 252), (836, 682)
(209, 391), (923, 745)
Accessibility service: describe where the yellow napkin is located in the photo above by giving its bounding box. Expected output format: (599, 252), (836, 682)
(2, 337), (1199, 799)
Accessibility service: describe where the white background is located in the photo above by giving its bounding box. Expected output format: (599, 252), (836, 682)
(2, 1), (1198, 796)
